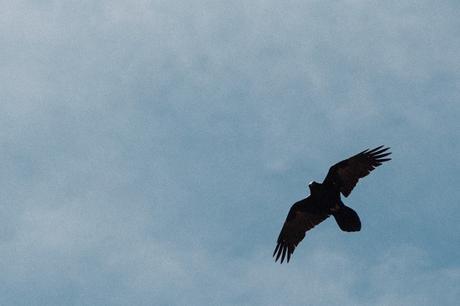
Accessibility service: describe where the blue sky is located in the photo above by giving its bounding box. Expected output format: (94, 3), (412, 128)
(1, 1), (459, 305)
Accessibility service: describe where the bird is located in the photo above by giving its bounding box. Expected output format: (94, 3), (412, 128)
(273, 145), (391, 263)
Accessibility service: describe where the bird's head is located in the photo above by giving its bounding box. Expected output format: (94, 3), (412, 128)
(308, 181), (320, 193)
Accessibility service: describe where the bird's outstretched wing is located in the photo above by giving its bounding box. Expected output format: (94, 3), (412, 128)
(323, 145), (391, 197)
(273, 201), (329, 263)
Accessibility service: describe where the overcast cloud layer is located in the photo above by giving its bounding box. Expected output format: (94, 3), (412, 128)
(1, 1), (459, 305)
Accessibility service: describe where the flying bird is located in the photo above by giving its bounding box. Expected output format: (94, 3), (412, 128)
(273, 146), (391, 263)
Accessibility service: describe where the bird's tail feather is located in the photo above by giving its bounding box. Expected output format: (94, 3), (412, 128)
(333, 205), (361, 232)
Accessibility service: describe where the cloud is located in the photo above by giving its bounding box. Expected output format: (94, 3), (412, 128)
(0, 0), (459, 305)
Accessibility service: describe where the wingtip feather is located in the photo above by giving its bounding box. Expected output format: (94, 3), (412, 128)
(368, 145), (384, 153)
(280, 246), (287, 264)
(273, 244), (280, 257)
(275, 247), (282, 262)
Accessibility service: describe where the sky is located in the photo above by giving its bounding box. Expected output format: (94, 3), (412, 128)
(1, 0), (459, 305)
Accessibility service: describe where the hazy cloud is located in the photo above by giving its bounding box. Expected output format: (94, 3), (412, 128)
(0, 0), (459, 305)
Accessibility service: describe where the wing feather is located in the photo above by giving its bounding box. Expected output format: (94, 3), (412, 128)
(323, 146), (391, 197)
(273, 201), (329, 263)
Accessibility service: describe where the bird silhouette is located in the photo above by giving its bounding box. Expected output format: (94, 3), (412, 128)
(273, 146), (391, 263)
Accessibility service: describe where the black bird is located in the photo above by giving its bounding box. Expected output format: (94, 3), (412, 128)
(273, 146), (391, 263)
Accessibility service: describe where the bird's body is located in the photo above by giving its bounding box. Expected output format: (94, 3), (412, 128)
(273, 146), (391, 263)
